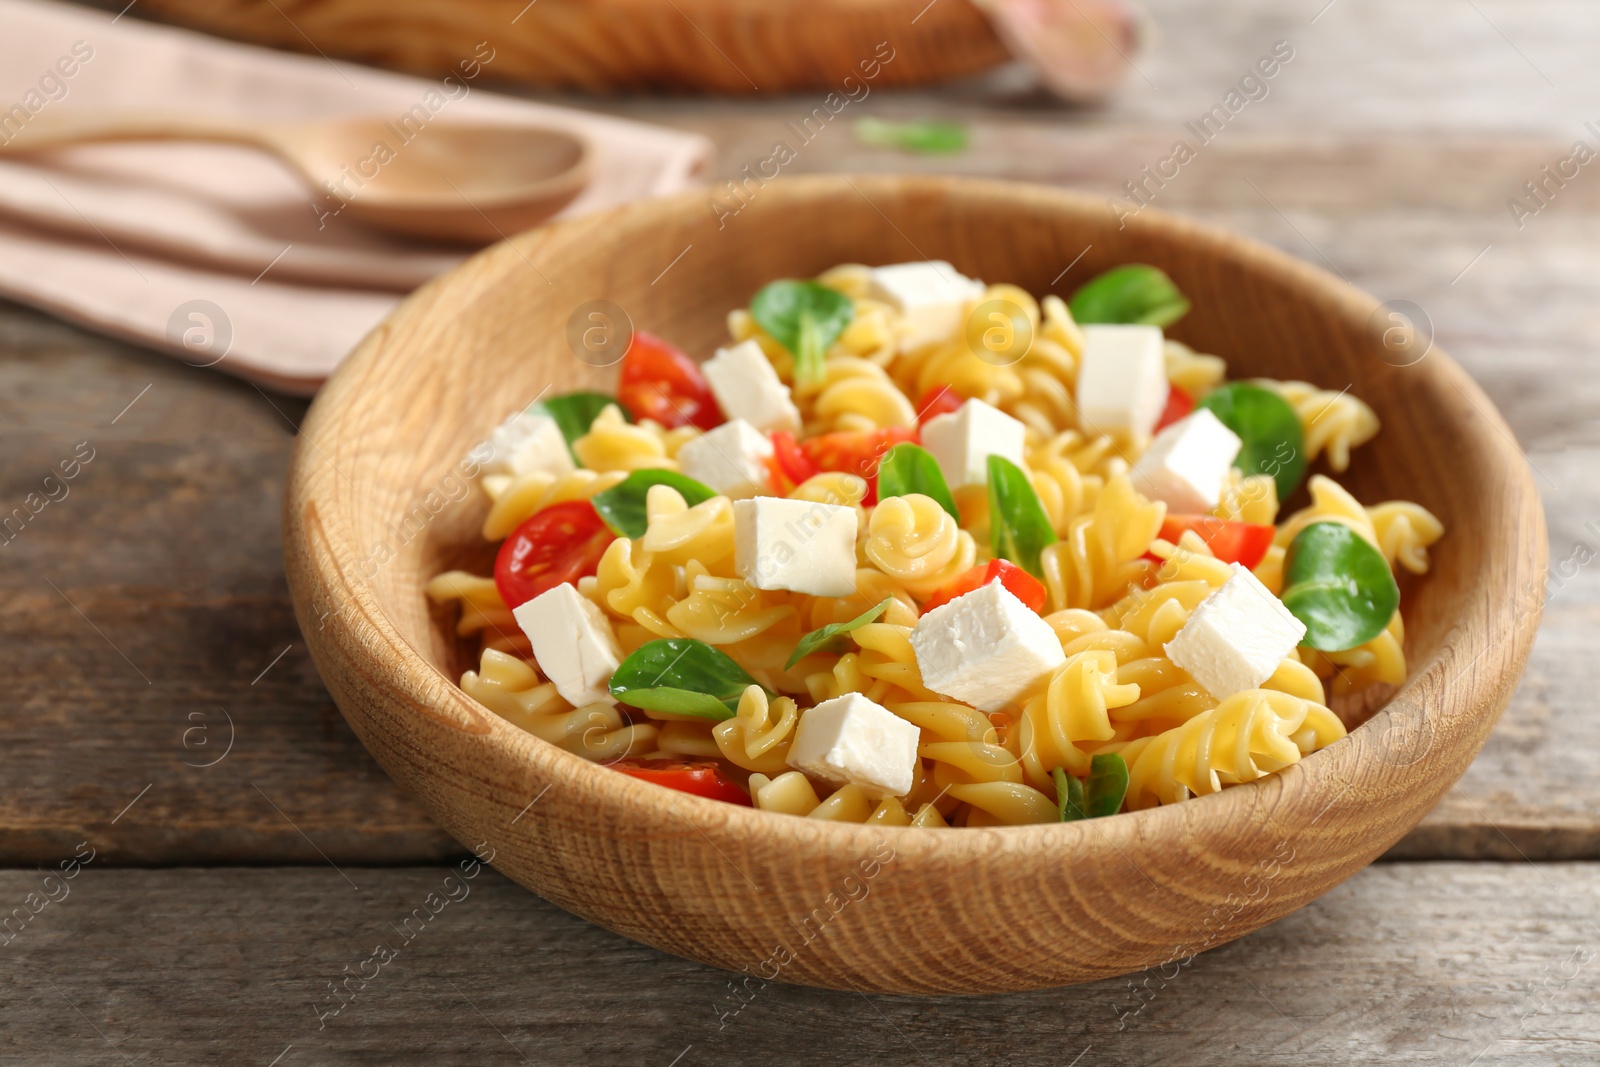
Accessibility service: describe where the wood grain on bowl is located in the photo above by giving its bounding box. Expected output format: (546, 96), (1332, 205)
(134, 0), (1012, 94)
(282, 176), (1545, 994)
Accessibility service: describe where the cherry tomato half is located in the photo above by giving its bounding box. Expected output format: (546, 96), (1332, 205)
(922, 558), (1048, 614)
(915, 385), (965, 426)
(799, 426), (918, 505)
(611, 758), (752, 806)
(616, 331), (724, 430)
(1153, 384), (1195, 434)
(766, 429), (819, 494)
(1156, 514), (1275, 570)
(493, 500), (615, 609)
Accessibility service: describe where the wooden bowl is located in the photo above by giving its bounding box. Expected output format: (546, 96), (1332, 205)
(283, 175), (1545, 994)
(135, 0), (1011, 94)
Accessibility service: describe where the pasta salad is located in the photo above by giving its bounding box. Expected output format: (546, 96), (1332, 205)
(428, 261), (1444, 827)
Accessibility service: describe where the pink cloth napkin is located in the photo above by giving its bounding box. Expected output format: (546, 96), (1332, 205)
(0, 0), (711, 395)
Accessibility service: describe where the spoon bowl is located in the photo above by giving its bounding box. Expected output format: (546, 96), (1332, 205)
(0, 113), (592, 244)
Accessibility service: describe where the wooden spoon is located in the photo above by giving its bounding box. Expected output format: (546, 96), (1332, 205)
(0, 113), (592, 243)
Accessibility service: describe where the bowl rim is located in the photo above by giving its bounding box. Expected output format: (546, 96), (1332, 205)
(285, 173), (1547, 985)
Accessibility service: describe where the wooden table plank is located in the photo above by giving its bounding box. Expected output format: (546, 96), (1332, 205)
(1, 862), (1596, 1065)
(0, 310), (459, 865)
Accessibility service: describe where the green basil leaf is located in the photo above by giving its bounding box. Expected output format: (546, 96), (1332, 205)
(1086, 753), (1130, 818)
(784, 598), (894, 670)
(608, 638), (764, 720)
(605, 686), (734, 720)
(750, 280), (854, 386)
(1196, 382), (1308, 501)
(877, 443), (959, 520)
(854, 117), (969, 155)
(987, 455), (1057, 579)
(1281, 521), (1399, 651)
(1068, 265), (1190, 328)
(590, 470), (718, 539)
(1054, 767), (1088, 822)
(528, 392), (627, 461)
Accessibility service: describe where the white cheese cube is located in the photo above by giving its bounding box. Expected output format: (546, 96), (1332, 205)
(866, 260), (986, 351)
(732, 496), (857, 597)
(479, 409), (574, 479)
(675, 418), (774, 500)
(702, 339), (801, 434)
(909, 580), (1066, 712)
(1164, 563), (1308, 700)
(1076, 324), (1169, 439)
(786, 693), (921, 797)
(513, 582), (622, 707)
(1129, 409), (1242, 513)
(919, 398), (1028, 490)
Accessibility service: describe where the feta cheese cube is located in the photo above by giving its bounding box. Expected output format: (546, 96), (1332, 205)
(702, 339), (801, 434)
(1129, 409), (1242, 513)
(909, 580), (1066, 712)
(786, 693), (921, 797)
(479, 409), (574, 479)
(919, 398), (1028, 490)
(1076, 324), (1169, 439)
(1163, 563), (1308, 700)
(732, 496), (857, 597)
(866, 260), (986, 351)
(675, 418), (774, 499)
(513, 582), (622, 707)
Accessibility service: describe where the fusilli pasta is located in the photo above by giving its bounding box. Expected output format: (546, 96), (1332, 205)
(428, 259), (1442, 827)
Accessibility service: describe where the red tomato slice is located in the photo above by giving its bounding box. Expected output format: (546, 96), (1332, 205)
(766, 430), (819, 493)
(616, 331), (724, 430)
(1157, 515), (1275, 570)
(922, 558), (1048, 614)
(915, 385), (964, 425)
(1153, 384), (1195, 433)
(611, 758), (752, 806)
(799, 427), (917, 505)
(493, 500), (615, 609)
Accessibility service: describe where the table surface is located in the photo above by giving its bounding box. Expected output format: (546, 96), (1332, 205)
(6, 1), (1600, 1063)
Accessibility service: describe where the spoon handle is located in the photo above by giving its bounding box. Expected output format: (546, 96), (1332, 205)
(0, 112), (270, 154)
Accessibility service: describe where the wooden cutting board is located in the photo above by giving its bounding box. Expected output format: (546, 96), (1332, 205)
(135, 0), (1013, 93)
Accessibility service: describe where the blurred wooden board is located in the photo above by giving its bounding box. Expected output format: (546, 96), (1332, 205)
(3, 863), (1598, 1065)
(128, 0), (1010, 94)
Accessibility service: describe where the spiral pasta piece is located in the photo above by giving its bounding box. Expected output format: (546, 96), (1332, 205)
(573, 405), (689, 473)
(480, 467), (628, 541)
(799, 355), (916, 433)
(1025, 430), (1117, 535)
(1039, 475), (1166, 612)
(1256, 379), (1380, 472)
(1276, 476), (1441, 577)
(1368, 501), (1445, 575)
(1302, 610), (1408, 696)
(1163, 340), (1227, 399)
(1016, 649), (1141, 788)
(748, 772), (919, 823)
(460, 649), (657, 761)
(588, 537), (683, 638)
(425, 571), (526, 653)
(1110, 689), (1347, 808)
(1214, 470), (1279, 527)
(713, 685), (798, 774)
(865, 494), (977, 599)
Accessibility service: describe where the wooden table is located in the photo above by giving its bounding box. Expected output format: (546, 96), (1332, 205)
(6, 1), (1599, 1062)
